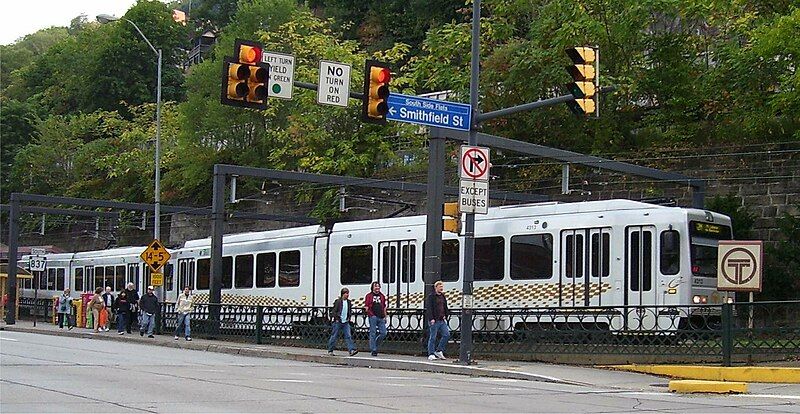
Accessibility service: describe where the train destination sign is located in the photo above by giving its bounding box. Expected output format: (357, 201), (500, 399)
(717, 240), (763, 292)
(386, 93), (471, 131)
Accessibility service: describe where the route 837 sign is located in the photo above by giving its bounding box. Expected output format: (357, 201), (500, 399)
(717, 241), (763, 292)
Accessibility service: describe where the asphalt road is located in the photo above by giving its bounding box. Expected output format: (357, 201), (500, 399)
(1, 331), (798, 413)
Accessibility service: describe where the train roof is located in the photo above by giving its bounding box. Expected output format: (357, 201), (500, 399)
(182, 225), (324, 249)
(330, 199), (686, 232)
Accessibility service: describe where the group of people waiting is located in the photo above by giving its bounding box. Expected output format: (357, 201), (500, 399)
(53, 285), (195, 341)
(327, 280), (451, 361)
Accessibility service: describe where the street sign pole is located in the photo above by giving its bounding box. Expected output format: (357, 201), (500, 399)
(460, 0), (481, 366)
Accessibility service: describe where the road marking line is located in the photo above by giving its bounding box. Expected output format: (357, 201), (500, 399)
(0, 337), (19, 341)
(262, 379), (313, 383)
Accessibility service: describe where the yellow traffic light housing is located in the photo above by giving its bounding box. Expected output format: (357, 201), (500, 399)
(442, 202), (461, 234)
(362, 60), (391, 124)
(221, 39), (270, 109)
(565, 46), (599, 117)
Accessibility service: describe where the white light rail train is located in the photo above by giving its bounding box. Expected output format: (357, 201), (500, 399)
(20, 199), (733, 331)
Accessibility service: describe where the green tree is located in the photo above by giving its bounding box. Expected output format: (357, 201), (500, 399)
(171, 0), (408, 212)
(705, 194), (756, 239)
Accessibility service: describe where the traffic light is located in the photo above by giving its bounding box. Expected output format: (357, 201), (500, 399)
(565, 46), (598, 116)
(442, 202), (461, 234)
(220, 39), (270, 109)
(361, 60), (391, 124)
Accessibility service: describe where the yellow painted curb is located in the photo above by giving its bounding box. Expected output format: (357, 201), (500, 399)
(669, 380), (748, 394)
(608, 365), (800, 383)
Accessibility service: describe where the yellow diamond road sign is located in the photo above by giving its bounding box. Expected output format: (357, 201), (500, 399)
(141, 239), (171, 273)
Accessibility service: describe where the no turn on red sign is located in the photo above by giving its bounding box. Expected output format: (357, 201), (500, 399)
(460, 146), (490, 181)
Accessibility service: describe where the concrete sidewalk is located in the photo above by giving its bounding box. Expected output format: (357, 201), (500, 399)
(3, 320), (799, 396)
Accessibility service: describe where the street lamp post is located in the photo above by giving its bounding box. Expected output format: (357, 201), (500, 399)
(97, 14), (162, 243)
(98, 14), (163, 305)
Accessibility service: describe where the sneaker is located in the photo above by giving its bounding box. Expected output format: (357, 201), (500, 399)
(118, 332), (124, 335)
(327, 351), (335, 356)
(349, 350), (359, 357)
(185, 337), (192, 341)
(174, 336), (179, 340)
(68, 326), (74, 331)
(428, 355), (437, 361)
(435, 351), (446, 360)
(371, 351), (378, 357)
(148, 335), (155, 338)
(140, 331), (145, 337)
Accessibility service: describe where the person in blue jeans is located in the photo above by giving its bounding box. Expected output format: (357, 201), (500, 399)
(114, 291), (131, 335)
(425, 280), (450, 360)
(364, 281), (388, 356)
(138, 286), (159, 338)
(327, 288), (358, 357)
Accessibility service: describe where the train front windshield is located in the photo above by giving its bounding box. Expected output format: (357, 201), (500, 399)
(689, 221), (733, 277)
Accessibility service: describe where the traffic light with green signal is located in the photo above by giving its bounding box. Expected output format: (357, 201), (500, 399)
(221, 39), (270, 109)
(361, 60), (391, 124)
(442, 202), (461, 234)
(565, 46), (598, 116)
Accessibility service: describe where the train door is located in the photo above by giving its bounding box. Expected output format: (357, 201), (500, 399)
(378, 240), (416, 308)
(625, 225), (657, 330)
(126, 263), (139, 292)
(177, 259), (195, 291)
(588, 228), (611, 307)
(560, 230), (587, 307)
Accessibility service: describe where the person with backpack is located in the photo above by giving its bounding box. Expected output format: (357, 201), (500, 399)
(88, 287), (105, 333)
(327, 288), (358, 357)
(364, 281), (388, 356)
(55, 288), (74, 330)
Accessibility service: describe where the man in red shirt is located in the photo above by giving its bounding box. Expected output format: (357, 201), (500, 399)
(364, 281), (388, 356)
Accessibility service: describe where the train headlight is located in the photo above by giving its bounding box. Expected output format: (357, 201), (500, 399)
(693, 295), (701, 304)
(700, 296), (707, 303)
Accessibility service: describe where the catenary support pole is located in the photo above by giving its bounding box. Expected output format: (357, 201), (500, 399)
(209, 167), (225, 335)
(460, 0), (481, 365)
(3, 194), (20, 324)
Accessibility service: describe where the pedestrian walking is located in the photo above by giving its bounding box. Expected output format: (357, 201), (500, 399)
(88, 287), (105, 333)
(327, 288), (358, 356)
(101, 287), (115, 332)
(138, 286), (159, 338)
(364, 281), (387, 356)
(114, 291), (131, 335)
(55, 288), (74, 330)
(425, 281), (450, 361)
(174, 286), (194, 341)
(123, 282), (139, 334)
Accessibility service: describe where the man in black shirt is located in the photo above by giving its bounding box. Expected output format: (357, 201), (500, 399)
(124, 282), (140, 334)
(424, 280), (450, 360)
(139, 286), (159, 338)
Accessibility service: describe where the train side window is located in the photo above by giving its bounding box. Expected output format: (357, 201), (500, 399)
(342, 245), (372, 285)
(381, 245), (396, 284)
(178, 261), (187, 289)
(565, 234), (585, 279)
(630, 231), (653, 291)
(74, 268), (84, 292)
(660, 230), (680, 275)
(222, 256), (233, 289)
(401, 244), (415, 283)
(235, 255), (254, 289)
(279, 250), (301, 287)
(56, 268), (65, 291)
(197, 259), (210, 290)
(115, 265), (125, 291)
(94, 267), (104, 291)
(256, 253), (276, 288)
(475, 237), (504, 281)
(164, 263), (174, 291)
(105, 266), (115, 290)
(511, 234), (553, 280)
(591, 233), (610, 278)
(423, 240), (460, 282)
(86, 267), (95, 291)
